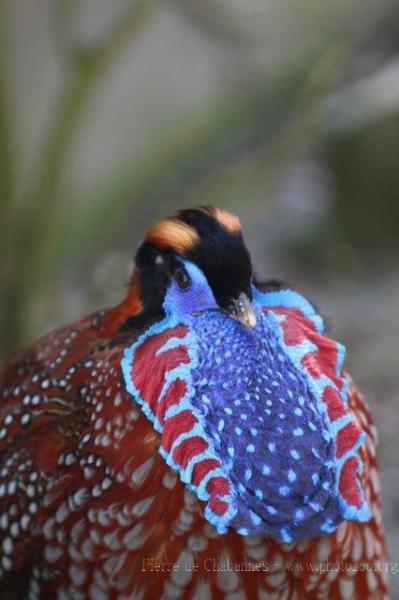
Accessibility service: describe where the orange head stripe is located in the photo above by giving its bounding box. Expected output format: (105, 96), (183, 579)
(200, 207), (241, 234)
(145, 218), (199, 254)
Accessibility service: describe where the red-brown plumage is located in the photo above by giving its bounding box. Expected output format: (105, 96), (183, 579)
(0, 304), (390, 599)
(0, 207), (391, 599)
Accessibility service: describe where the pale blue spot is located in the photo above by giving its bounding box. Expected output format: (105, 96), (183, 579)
(250, 511), (261, 526)
(255, 489), (263, 500)
(268, 442), (276, 453)
(235, 427), (242, 436)
(224, 407), (232, 415)
(267, 505), (277, 515)
(245, 469), (252, 480)
(228, 446), (234, 458)
(290, 449), (300, 460)
(287, 469), (297, 482)
(218, 419), (225, 432)
(280, 528), (293, 543)
(246, 444), (255, 453)
(321, 519), (336, 533)
(295, 508), (305, 521)
(250, 427), (258, 436)
(309, 421), (317, 432)
(279, 486), (290, 496)
(262, 464), (270, 476)
(294, 407), (303, 416)
(311, 473), (319, 485)
(240, 414), (248, 421)
(310, 501), (321, 512)
(293, 427), (304, 436)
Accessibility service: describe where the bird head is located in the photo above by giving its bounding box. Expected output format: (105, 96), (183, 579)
(122, 206), (371, 542)
(132, 207), (256, 329)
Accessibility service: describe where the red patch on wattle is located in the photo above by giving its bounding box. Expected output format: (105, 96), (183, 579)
(208, 496), (229, 516)
(336, 422), (362, 459)
(269, 307), (343, 389)
(156, 378), (187, 424)
(323, 386), (347, 422)
(339, 456), (363, 508)
(269, 308), (316, 345)
(132, 325), (189, 414)
(301, 351), (323, 378)
(311, 336), (339, 377)
(172, 436), (208, 468)
(192, 458), (221, 486)
(206, 476), (230, 497)
(162, 410), (197, 452)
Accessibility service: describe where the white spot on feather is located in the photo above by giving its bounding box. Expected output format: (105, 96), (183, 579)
(132, 496), (154, 517)
(363, 525), (376, 559)
(191, 580), (211, 600)
(188, 534), (207, 552)
(317, 536), (331, 562)
(131, 458), (154, 487)
(338, 577), (354, 599)
(367, 570), (378, 592)
(69, 565), (86, 586)
(336, 521), (347, 544)
(171, 549), (194, 587)
(44, 545), (63, 563)
(217, 554), (239, 592)
(351, 531), (363, 562)
(123, 523), (145, 550)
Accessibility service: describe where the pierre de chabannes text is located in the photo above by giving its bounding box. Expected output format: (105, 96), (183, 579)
(141, 558), (397, 574)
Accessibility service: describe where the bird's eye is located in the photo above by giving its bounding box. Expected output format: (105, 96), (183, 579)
(174, 267), (191, 291)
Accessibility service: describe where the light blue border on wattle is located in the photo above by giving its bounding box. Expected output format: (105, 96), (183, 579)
(254, 286), (371, 524)
(252, 286), (324, 333)
(121, 313), (238, 534)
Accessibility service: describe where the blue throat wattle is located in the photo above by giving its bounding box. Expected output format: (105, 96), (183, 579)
(188, 305), (340, 541)
(122, 278), (371, 542)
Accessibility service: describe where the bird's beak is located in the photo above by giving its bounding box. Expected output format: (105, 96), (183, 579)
(226, 292), (257, 328)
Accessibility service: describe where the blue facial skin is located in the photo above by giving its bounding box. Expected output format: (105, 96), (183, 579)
(163, 260), (219, 317)
(156, 259), (364, 541)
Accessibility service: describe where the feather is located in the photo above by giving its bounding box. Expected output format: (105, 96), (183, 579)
(0, 207), (390, 599)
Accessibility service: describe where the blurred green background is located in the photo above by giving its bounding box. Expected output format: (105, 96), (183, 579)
(1, 0), (399, 593)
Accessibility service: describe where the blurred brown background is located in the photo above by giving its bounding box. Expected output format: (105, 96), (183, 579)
(0, 0), (398, 594)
